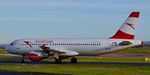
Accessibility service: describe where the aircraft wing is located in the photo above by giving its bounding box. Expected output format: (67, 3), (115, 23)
(39, 44), (79, 59)
(52, 49), (79, 56)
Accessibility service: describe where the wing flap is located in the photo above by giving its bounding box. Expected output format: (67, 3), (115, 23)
(39, 44), (79, 56)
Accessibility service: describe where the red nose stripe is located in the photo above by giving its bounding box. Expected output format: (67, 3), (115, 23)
(111, 30), (134, 39)
(129, 12), (140, 18)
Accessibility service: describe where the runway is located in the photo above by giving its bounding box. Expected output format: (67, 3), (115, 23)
(1, 58), (150, 75)
(1, 57), (150, 66)
(0, 70), (52, 75)
(0, 70), (70, 75)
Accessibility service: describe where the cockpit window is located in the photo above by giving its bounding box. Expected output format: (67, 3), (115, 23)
(9, 40), (20, 46)
(10, 43), (13, 46)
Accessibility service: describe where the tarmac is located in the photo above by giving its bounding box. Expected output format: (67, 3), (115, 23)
(1, 57), (150, 75)
(0, 70), (51, 75)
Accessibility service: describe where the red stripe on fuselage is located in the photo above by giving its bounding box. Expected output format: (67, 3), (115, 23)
(111, 30), (134, 39)
(24, 41), (32, 47)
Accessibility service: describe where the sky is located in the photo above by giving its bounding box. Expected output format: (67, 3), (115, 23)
(0, 0), (150, 43)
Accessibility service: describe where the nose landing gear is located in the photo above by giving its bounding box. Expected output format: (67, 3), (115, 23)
(21, 55), (25, 63)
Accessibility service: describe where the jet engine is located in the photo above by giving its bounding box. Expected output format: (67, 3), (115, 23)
(28, 50), (49, 61)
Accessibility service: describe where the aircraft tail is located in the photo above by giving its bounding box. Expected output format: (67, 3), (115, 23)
(111, 12), (140, 40)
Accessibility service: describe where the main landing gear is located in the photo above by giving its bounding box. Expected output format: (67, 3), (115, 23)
(71, 57), (77, 63)
(54, 57), (78, 64)
(55, 59), (62, 64)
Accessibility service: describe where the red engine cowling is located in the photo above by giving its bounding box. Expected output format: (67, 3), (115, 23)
(28, 51), (47, 61)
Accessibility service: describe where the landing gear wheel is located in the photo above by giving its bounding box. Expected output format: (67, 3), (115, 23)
(21, 55), (25, 63)
(71, 58), (77, 63)
(55, 59), (62, 64)
(21, 58), (25, 63)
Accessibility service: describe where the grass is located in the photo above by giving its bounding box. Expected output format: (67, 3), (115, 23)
(1, 64), (150, 75)
(60, 57), (146, 63)
(0, 49), (6, 53)
(0, 56), (14, 59)
(119, 48), (150, 53)
(0, 48), (150, 75)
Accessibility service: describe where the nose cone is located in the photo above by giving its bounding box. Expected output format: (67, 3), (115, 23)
(5, 46), (12, 53)
(5, 45), (17, 54)
(6, 45), (26, 55)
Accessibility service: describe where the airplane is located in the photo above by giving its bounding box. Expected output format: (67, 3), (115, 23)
(2, 12), (142, 64)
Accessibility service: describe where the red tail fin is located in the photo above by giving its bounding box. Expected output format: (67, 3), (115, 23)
(111, 12), (140, 39)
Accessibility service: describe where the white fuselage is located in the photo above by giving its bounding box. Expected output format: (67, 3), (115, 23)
(6, 38), (142, 56)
